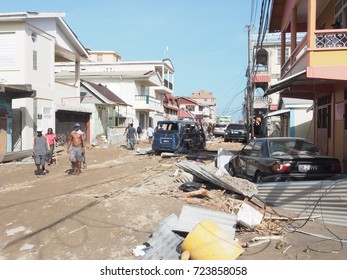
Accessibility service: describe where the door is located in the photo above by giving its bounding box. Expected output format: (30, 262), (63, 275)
(0, 109), (7, 154)
(55, 111), (90, 144)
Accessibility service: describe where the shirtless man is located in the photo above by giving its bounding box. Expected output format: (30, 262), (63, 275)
(67, 123), (85, 175)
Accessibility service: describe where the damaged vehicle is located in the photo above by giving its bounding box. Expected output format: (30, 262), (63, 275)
(152, 120), (206, 154)
(229, 137), (342, 183)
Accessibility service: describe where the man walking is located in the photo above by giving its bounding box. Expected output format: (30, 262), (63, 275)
(127, 123), (137, 149)
(33, 127), (50, 178)
(147, 125), (154, 144)
(67, 123), (85, 175)
(136, 123), (142, 143)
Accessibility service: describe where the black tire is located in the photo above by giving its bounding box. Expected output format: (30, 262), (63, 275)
(255, 171), (264, 184)
(224, 137), (228, 142)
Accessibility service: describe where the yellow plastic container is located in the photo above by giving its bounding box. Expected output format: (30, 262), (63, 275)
(181, 219), (244, 260)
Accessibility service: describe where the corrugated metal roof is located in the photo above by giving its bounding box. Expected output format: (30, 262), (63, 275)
(256, 178), (347, 227)
(173, 205), (237, 237)
(176, 160), (258, 197)
(141, 214), (183, 260)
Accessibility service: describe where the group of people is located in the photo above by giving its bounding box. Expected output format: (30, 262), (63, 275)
(33, 123), (86, 177)
(124, 123), (155, 149)
(33, 122), (158, 177)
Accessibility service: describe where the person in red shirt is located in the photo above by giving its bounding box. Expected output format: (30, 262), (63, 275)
(45, 128), (56, 165)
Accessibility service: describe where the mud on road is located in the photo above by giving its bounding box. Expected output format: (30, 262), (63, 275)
(1, 139), (347, 260)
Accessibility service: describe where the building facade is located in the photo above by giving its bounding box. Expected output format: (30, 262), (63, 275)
(0, 12), (89, 152)
(265, 0), (347, 171)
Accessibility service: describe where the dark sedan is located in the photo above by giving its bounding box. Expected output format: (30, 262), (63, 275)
(229, 137), (342, 183)
(224, 123), (248, 143)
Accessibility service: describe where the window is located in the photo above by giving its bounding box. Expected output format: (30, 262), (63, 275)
(335, 0), (347, 28)
(33, 50), (37, 70)
(186, 105), (194, 111)
(277, 47), (289, 65)
(0, 32), (16, 68)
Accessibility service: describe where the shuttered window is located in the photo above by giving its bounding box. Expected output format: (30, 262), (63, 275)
(0, 32), (16, 69)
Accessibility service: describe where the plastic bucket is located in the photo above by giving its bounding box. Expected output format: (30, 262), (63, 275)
(181, 219), (244, 260)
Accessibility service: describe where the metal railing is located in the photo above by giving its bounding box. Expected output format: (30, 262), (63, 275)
(134, 95), (162, 111)
(315, 30), (347, 48)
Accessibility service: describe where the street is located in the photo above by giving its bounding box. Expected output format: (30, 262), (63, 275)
(1, 140), (347, 260)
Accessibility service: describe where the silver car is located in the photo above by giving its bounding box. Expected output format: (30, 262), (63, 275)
(212, 123), (227, 137)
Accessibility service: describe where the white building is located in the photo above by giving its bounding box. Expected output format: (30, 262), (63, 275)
(0, 12), (89, 152)
(55, 51), (175, 142)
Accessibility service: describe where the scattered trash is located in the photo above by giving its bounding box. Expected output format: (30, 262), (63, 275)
(237, 203), (264, 229)
(20, 243), (34, 251)
(6, 226), (26, 236)
(178, 182), (202, 192)
(132, 245), (150, 257)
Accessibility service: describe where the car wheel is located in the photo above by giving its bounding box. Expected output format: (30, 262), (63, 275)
(228, 163), (236, 176)
(255, 171), (264, 184)
(224, 138), (228, 142)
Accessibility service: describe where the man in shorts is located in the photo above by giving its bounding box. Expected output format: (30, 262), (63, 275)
(33, 127), (50, 178)
(67, 123), (85, 175)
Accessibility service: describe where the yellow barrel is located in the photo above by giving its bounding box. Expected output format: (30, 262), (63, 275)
(181, 219), (244, 260)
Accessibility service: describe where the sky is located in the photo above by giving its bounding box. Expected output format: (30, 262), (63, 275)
(1, 0), (261, 122)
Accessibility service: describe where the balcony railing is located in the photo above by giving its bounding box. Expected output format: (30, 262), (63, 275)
(315, 30), (347, 48)
(134, 95), (162, 111)
(281, 34), (307, 76)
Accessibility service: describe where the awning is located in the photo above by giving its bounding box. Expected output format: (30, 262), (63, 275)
(264, 109), (290, 118)
(0, 84), (35, 99)
(264, 70), (307, 96)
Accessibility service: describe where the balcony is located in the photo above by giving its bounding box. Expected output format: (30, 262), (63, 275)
(134, 95), (162, 112)
(281, 34), (308, 77)
(281, 29), (347, 79)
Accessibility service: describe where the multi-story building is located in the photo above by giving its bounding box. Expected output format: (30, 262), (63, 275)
(250, 32), (313, 138)
(0, 12), (89, 152)
(189, 89), (216, 124)
(55, 52), (175, 141)
(265, 0), (347, 171)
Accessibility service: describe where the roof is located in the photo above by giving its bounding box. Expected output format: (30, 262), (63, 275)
(190, 89), (214, 99)
(0, 12), (89, 60)
(178, 109), (194, 119)
(81, 80), (129, 106)
(176, 96), (198, 105)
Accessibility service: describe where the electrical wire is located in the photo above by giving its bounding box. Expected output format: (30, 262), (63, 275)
(283, 179), (347, 253)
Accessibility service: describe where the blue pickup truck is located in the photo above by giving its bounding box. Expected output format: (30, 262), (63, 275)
(152, 120), (206, 154)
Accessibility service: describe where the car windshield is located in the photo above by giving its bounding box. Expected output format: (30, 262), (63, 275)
(215, 124), (226, 128)
(268, 139), (320, 156)
(155, 123), (178, 134)
(227, 124), (245, 130)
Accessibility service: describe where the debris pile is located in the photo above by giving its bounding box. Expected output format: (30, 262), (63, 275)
(133, 150), (291, 260)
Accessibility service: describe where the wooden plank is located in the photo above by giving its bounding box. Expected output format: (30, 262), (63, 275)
(0, 149), (33, 163)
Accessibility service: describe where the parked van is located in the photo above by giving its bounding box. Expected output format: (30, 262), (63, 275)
(152, 120), (206, 154)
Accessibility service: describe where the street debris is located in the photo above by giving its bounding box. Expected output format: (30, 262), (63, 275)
(19, 243), (34, 251)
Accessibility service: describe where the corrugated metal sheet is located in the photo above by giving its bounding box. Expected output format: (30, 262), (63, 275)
(176, 160), (258, 197)
(142, 214), (184, 260)
(173, 205), (237, 237)
(256, 178), (347, 227)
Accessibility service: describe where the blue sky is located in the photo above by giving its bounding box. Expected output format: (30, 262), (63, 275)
(1, 0), (260, 121)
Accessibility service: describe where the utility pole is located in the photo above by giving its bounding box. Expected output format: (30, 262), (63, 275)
(246, 24), (254, 139)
